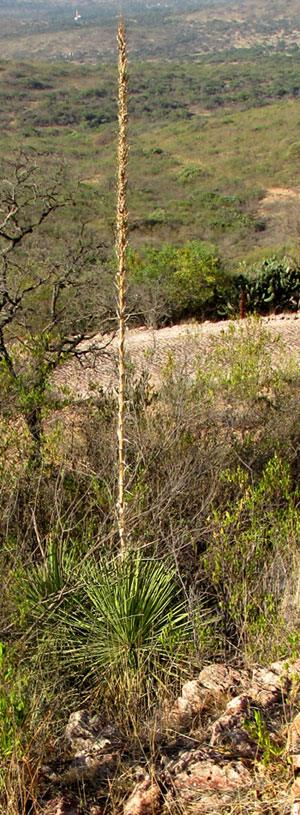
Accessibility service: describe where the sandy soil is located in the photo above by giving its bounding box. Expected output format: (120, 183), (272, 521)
(54, 314), (300, 400)
(256, 186), (300, 245)
(259, 186), (300, 212)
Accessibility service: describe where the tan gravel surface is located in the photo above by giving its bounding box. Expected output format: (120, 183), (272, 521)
(54, 314), (300, 400)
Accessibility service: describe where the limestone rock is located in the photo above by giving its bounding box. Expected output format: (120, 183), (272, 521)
(164, 666), (249, 732)
(181, 678), (208, 713)
(40, 796), (78, 815)
(209, 695), (256, 757)
(165, 678), (209, 729)
(123, 776), (161, 815)
(65, 710), (122, 753)
(291, 777), (300, 801)
(42, 660), (299, 815)
(225, 694), (249, 715)
(198, 664), (249, 695)
(163, 747), (216, 778)
(65, 710), (124, 780)
(251, 667), (289, 707)
(164, 751), (252, 806)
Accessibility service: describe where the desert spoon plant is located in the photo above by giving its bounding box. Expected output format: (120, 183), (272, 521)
(0, 21), (192, 759)
(116, 16), (128, 556)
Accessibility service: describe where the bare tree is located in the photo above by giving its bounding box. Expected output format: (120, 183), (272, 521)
(0, 151), (113, 456)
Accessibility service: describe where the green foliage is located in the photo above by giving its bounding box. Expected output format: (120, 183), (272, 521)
(1, 316), (300, 804)
(127, 240), (228, 324)
(167, 242), (225, 313)
(3, 51), (300, 267)
(3, 319), (300, 673)
(177, 166), (205, 183)
(3, 10), (300, 808)
(244, 709), (284, 764)
(60, 552), (190, 684)
(221, 257), (300, 317)
(11, 543), (194, 701)
(202, 454), (298, 657)
(14, 537), (78, 627)
(0, 643), (28, 761)
(194, 318), (283, 409)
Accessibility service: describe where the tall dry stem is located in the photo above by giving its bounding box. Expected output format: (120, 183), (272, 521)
(116, 17), (128, 555)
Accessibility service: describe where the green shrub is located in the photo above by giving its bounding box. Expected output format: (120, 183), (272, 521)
(127, 240), (229, 325)
(220, 256), (300, 317)
(202, 455), (300, 660)
(3, 320), (300, 722)
(13, 550), (194, 711)
(13, 537), (78, 628)
(0, 643), (28, 761)
(57, 552), (190, 680)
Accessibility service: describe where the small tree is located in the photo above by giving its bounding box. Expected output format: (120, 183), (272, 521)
(0, 152), (112, 457)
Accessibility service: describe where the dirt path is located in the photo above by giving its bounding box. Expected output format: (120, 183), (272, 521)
(54, 314), (300, 400)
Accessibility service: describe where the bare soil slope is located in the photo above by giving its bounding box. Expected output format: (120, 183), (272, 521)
(55, 315), (300, 400)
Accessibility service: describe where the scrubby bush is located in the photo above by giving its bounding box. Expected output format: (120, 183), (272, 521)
(3, 319), (300, 659)
(110, 248), (300, 327)
(2, 319), (300, 809)
(126, 240), (230, 325)
(220, 256), (300, 317)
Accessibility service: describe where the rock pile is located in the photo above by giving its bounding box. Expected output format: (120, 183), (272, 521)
(39, 659), (300, 815)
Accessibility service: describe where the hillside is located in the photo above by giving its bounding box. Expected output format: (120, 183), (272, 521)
(2, 4), (300, 815)
(2, 51), (300, 266)
(1, 0), (300, 61)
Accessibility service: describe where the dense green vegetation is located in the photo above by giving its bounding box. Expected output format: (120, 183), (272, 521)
(4, 50), (300, 131)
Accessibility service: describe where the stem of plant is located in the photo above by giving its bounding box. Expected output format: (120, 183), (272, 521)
(240, 289), (246, 319)
(116, 17), (128, 556)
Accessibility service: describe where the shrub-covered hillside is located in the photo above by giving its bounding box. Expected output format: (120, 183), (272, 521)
(2, 5), (300, 810)
(2, 319), (300, 811)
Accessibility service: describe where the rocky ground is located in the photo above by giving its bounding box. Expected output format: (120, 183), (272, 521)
(34, 659), (300, 815)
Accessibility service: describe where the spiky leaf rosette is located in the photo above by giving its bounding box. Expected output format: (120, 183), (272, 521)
(62, 552), (190, 681)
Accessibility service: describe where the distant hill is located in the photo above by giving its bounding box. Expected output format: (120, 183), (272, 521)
(0, 0), (300, 62)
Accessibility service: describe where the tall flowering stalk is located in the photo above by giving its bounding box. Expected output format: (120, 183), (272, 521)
(116, 17), (128, 555)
